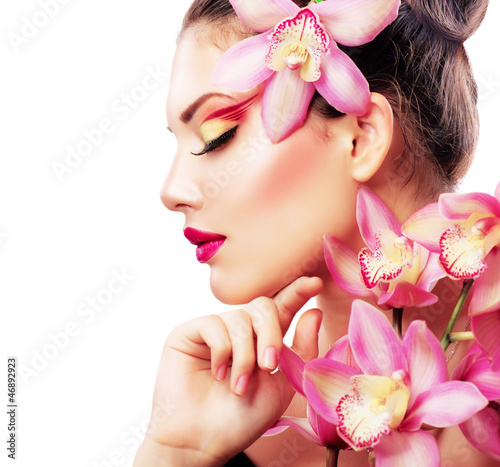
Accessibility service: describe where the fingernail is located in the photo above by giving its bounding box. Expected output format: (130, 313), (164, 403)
(216, 364), (227, 381)
(235, 374), (250, 396)
(263, 346), (277, 370)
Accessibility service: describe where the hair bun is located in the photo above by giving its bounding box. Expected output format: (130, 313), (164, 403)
(409, 0), (489, 44)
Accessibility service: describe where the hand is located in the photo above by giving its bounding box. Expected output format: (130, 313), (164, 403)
(134, 276), (323, 467)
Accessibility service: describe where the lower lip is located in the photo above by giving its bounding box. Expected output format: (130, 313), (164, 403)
(196, 239), (226, 263)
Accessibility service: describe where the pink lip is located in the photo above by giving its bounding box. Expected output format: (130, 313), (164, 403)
(183, 227), (226, 263)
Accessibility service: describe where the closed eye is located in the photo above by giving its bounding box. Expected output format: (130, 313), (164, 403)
(191, 126), (238, 156)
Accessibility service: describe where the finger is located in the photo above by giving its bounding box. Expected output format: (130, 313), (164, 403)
(168, 315), (233, 381)
(291, 308), (323, 362)
(273, 276), (323, 334)
(243, 297), (282, 372)
(220, 310), (256, 396)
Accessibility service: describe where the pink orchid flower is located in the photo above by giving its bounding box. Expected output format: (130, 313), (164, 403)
(402, 182), (500, 316)
(264, 344), (350, 447)
(212, 0), (401, 143)
(324, 186), (445, 309)
(302, 300), (488, 465)
(452, 345), (500, 461)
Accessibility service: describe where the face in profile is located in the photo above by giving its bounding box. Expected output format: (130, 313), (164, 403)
(162, 27), (362, 305)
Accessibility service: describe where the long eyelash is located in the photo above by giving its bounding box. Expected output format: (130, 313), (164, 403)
(191, 126), (238, 156)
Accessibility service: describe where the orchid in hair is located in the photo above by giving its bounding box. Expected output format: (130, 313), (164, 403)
(323, 186), (445, 310)
(303, 300), (487, 466)
(402, 182), (500, 316)
(212, 0), (401, 143)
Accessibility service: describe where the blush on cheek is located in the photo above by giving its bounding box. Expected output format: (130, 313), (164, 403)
(244, 129), (327, 209)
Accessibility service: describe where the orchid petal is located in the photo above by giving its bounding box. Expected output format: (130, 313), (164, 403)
(325, 335), (361, 372)
(462, 355), (500, 400)
(278, 346), (305, 397)
(303, 359), (358, 425)
(402, 203), (449, 252)
(323, 235), (370, 297)
(314, 45), (369, 115)
(359, 236), (408, 289)
(378, 282), (438, 309)
(356, 186), (402, 252)
(460, 407), (500, 461)
(312, 0), (401, 47)
(416, 251), (446, 291)
(376, 430), (440, 467)
(402, 381), (488, 431)
(439, 224), (487, 279)
(262, 67), (315, 143)
(495, 182), (500, 202)
(450, 348), (478, 382)
(472, 313), (500, 372)
(263, 416), (321, 444)
(212, 33), (274, 91)
(402, 321), (447, 406)
(229, 0), (299, 33)
(336, 372), (410, 451)
(349, 300), (406, 377)
(307, 406), (343, 447)
(470, 248), (500, 315)
(439, 192), (500, 220)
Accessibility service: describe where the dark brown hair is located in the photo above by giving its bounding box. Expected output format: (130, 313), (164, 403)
(181, 0), (488, 198)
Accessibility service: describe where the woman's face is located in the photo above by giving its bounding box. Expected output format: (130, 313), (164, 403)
(162, 27), (361, 304)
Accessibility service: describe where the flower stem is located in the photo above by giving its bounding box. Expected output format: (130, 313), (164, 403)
(449, 331), (475, 342)
(326, 447), (339, 467)
(440, 279), (474, 351)
(392, 307), (404, 339)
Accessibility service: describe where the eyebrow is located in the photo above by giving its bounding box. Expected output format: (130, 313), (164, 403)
(180, 92), (235, 124)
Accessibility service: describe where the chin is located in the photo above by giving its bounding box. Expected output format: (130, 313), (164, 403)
(208, 266), (285, 305)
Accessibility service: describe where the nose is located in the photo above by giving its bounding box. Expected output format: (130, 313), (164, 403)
(160, 150), (203, 213)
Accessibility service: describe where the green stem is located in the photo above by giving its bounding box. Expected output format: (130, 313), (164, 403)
(449, 331), (475, 342)
(392, 307), (404, 339)
(326, 447), (339, 467)
(440, 279), (474, 351)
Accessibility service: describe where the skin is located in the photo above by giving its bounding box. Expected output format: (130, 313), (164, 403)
(133, 27), (497, 467)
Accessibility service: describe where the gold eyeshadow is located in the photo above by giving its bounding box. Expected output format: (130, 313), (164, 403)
(200, 119), (237, 144)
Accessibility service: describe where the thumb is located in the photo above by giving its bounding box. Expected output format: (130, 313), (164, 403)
(291, 308), (322, 363)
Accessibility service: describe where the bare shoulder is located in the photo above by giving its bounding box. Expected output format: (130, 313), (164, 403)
(436, 425), (499, 467)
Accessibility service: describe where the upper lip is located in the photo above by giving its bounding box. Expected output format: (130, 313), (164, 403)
(183, 227), (226, 246)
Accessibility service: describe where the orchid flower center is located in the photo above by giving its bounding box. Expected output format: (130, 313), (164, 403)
(283, 43), (309, 70)
(439, 212), (499, 279)
(337, 370), (410, 451)
(265, 8), (330, 82)
(359, 230), (416, 289)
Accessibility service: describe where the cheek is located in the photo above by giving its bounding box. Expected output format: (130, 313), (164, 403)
(237, 126), (358, 241)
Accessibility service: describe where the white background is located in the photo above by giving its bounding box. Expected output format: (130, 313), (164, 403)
(1, 1), (499, 466)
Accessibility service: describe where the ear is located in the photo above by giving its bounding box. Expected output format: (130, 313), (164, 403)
(349, 93), (393, 183)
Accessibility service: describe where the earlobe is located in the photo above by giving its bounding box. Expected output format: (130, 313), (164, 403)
(350, 92), (394, 183)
